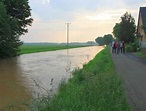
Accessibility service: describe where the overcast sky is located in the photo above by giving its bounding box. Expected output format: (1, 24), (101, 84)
(21, 0), (146, 43)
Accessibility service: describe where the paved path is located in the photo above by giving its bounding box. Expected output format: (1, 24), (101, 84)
(111, 53), (146, 111)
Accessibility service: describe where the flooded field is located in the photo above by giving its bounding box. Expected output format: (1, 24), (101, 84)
(0, 46), (103, 108)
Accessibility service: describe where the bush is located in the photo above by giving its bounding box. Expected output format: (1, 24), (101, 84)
(126, 38), (141, 52)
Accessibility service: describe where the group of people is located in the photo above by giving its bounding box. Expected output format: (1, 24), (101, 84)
(111, 41), (125, 54)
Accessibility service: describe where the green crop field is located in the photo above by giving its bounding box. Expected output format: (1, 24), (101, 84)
(20, 45), (88, 54)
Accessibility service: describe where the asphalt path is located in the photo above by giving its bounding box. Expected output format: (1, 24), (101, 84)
(111, 52), (146, 111)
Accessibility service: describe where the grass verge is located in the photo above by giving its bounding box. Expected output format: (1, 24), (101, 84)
(20, 45), (89, 54)
(133, 51), (146, 59)
(33, 46), (130, 111)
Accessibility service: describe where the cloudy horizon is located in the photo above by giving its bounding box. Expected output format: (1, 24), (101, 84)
(21, 0), (146, 43)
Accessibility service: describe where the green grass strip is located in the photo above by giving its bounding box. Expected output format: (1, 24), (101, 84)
(133, 51), (146, 59)
(38, 46), (130, 111)
(20, 45), (89, 54)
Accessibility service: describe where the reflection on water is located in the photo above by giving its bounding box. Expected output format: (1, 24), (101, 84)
(0, 46), (103, 108)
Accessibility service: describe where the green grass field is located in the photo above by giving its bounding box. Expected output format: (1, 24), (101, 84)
(28, 46), (130, 111)
(20, 45), (88, 54)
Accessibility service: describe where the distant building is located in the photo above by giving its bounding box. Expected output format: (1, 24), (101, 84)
(137, 7), (146, 48)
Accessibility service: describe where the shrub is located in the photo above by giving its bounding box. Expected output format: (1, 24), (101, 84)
(126, 38), (141, 52)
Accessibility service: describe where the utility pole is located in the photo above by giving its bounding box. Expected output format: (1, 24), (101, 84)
(66, 23), (71, 46)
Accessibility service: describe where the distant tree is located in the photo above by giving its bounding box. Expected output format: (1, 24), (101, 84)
(87, 41), (96, 45)
(0, 0), (33, 58)
(113, 23), (120, 39)
(103, 34), (114, 45)
(95, 37), (104, 46)
(113, 12), (136, 43)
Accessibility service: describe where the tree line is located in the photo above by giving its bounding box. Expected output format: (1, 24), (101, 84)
(0, 0), (33, 58)
(95, 34), (114, 46)
(95, 12), (139, 51)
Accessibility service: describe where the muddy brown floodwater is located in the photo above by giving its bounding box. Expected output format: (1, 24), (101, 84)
(0, 46), (103, 109)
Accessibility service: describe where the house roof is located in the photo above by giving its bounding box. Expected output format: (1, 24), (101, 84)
(139, 7), (146, 33)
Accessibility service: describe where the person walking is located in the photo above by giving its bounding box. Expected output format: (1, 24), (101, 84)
(111, 41), (115, 53)
(115, 41), (119, 54)
(119, 41), (123, 53)
(122, 41), (125, 53)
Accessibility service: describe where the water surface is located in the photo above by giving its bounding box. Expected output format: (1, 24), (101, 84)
(0, 46), (103, 108)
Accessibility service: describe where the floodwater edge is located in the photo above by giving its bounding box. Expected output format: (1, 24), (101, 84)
(1, 46), (130, 111)
(31, 46), (131, 111)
